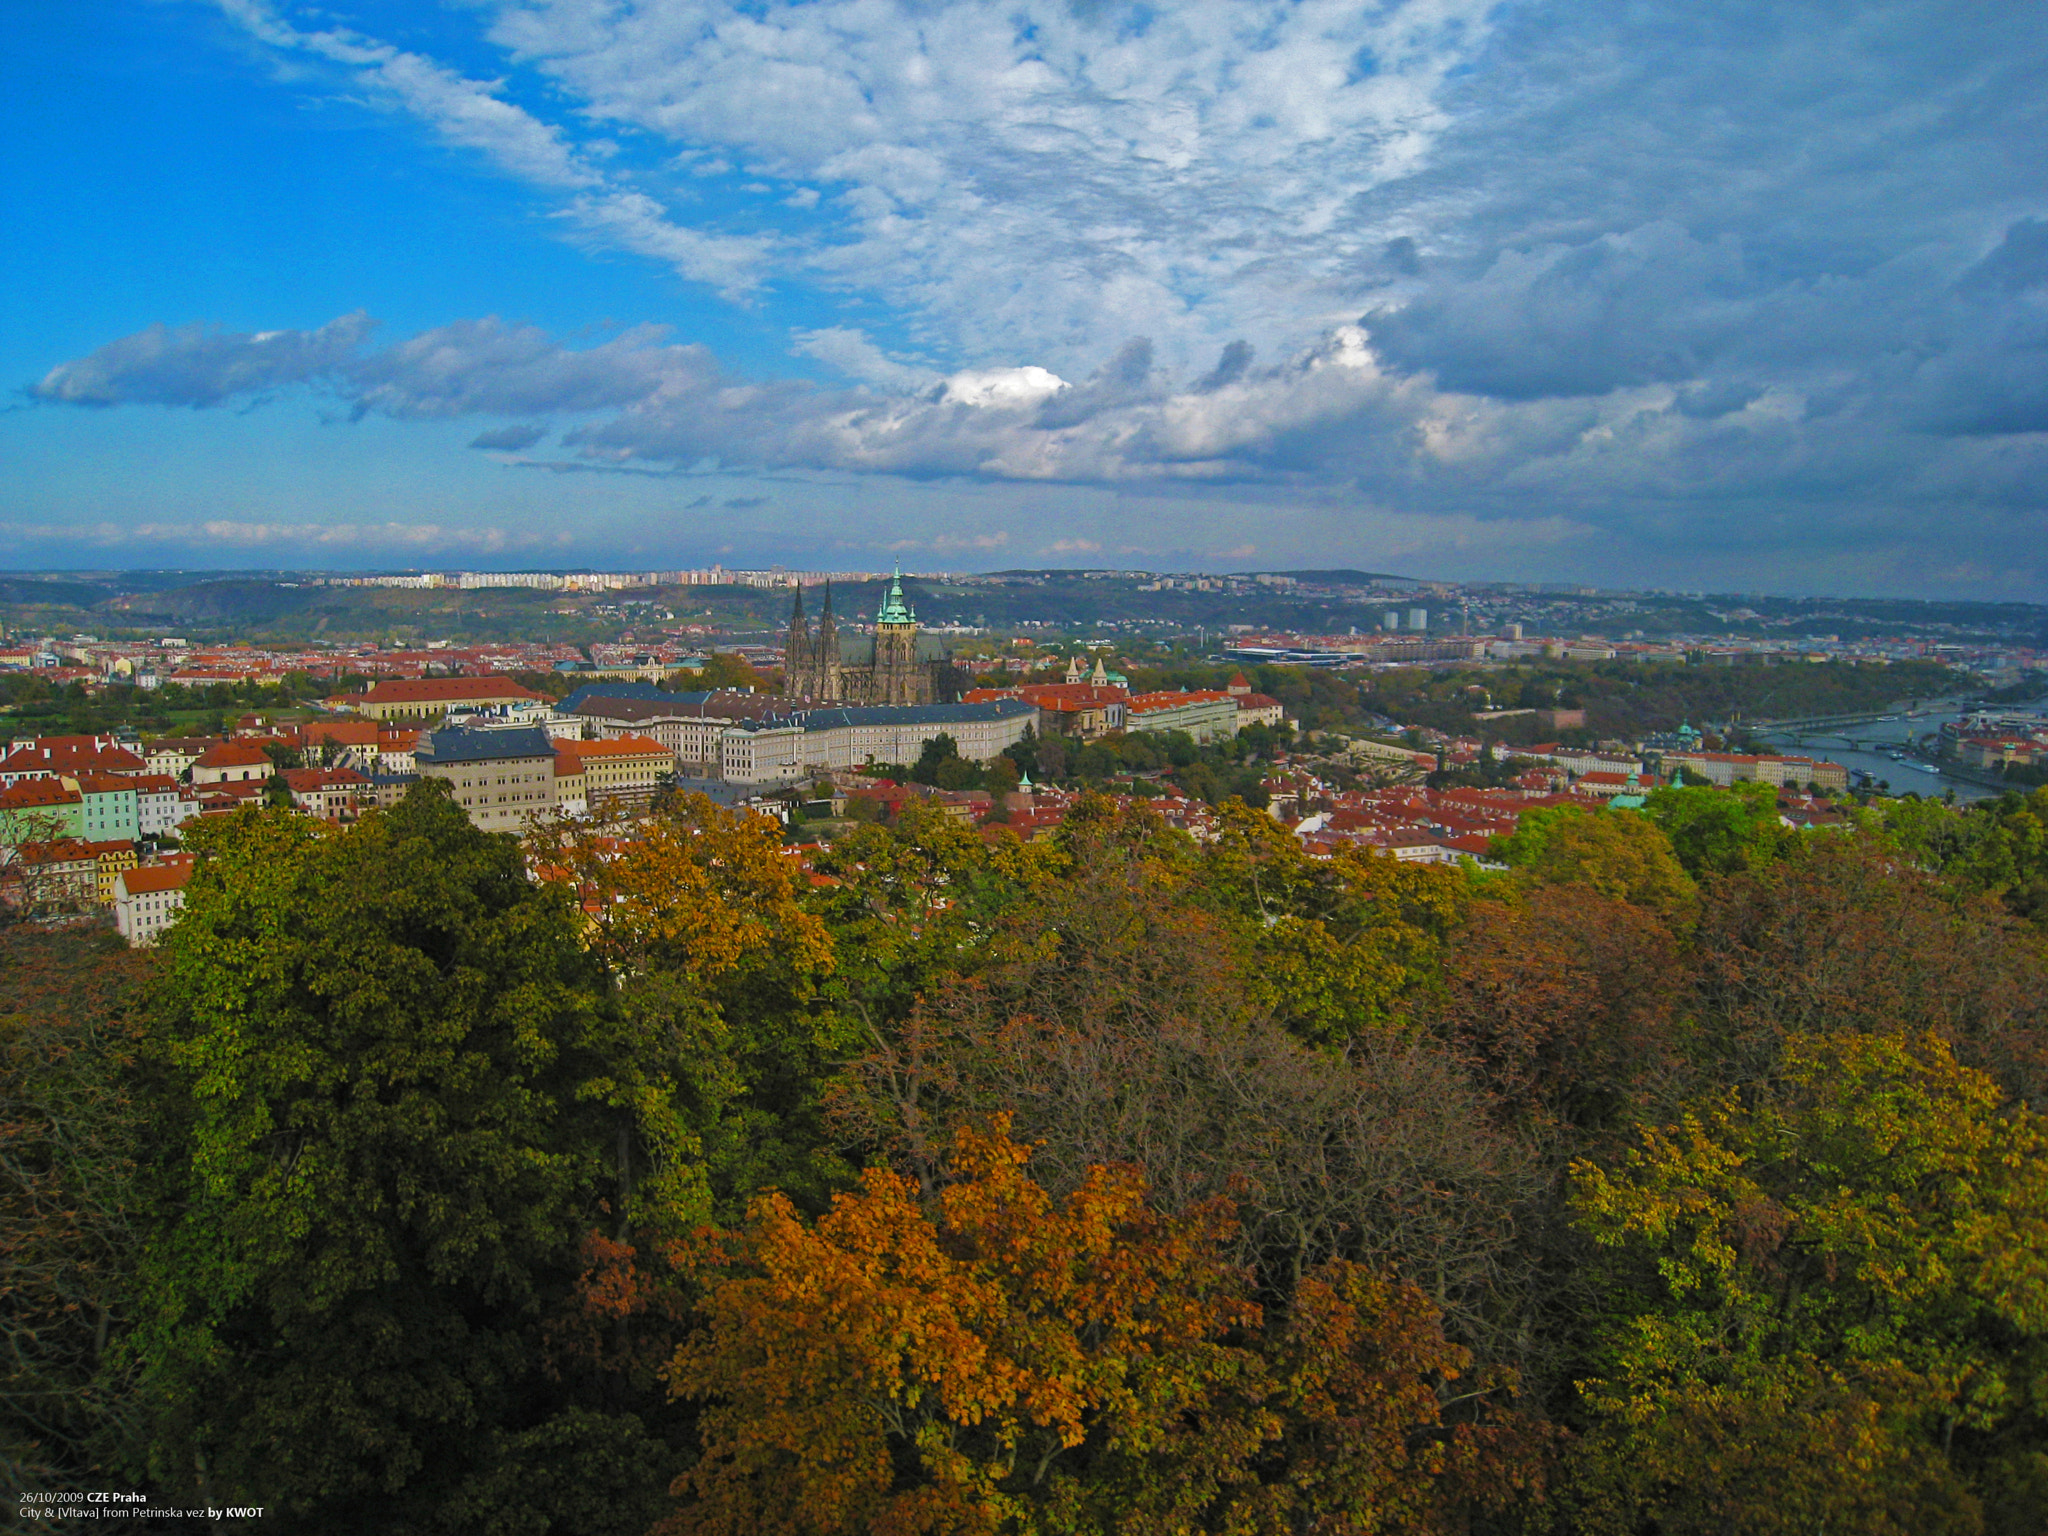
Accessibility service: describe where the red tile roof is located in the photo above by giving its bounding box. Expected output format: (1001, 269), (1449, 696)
(69, 771), (138, 794)
(194, 742), (275, 770)
(354, 676), (543, 705)
(0, 741), (147, 777)
(964, 683), (1127, 710)
(119, 865), (191, 896)
(574, 735), (670, 759)
(1, 779), (82, 810)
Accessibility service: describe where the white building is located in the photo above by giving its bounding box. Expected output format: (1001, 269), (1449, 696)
(719, 723), (809, 787)
(415, 725), (559, 829)
(135, 775), (202, 839)
(115, 864), (191, 947)
(717, 700), (1041, 787)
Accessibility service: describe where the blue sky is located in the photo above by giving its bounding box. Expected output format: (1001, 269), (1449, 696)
(4, 0), (2045, 596)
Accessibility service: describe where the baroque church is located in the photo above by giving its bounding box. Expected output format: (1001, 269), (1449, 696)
(782, 568), (947, 705)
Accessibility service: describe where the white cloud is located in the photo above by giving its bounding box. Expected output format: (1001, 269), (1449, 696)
(209, 0), (1492, 372)
(937, 367), (1068, 411)
(1, 516), (565, 552)
(790, 327), (937, 392)
(211, 0), (771, 296)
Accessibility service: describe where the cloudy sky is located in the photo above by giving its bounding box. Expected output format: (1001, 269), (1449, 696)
(4, 1), (2044, 595)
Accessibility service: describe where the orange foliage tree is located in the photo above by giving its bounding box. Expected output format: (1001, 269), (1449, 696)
(662, 1120), (1530, 1536)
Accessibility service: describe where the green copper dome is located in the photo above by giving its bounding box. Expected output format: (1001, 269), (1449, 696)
(876, 565), (915, 626)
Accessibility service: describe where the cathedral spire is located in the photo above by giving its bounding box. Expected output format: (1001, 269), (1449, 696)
(876, 563), (914, 626)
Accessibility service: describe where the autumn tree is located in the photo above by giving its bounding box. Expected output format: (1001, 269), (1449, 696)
(830, 835), (1547, 1389)
(1690, 834), (2048, 1103)
(1429, 885), (1697, 1140)
(693, 652), (770, 692)
(1491, 804), (1697, 922)
(1566, 1032), (2048, 1535)
(665, 1120), (1525, 1536)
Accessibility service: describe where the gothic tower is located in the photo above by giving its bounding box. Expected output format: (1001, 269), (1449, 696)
(815, 580), (841, 700)
(872, 566), (921, 705)
(783, 581), (813, 698)
(783, 570), (933, 705)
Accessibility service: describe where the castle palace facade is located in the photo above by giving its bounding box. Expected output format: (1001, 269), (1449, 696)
(783, 570), (946, 706)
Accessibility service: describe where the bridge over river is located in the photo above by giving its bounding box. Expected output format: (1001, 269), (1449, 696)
(1748, 699), (2002, 801)
(1750, 696), (1973, 752)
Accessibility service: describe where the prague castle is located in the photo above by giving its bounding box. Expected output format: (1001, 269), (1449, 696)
(783, 568), (946, 706)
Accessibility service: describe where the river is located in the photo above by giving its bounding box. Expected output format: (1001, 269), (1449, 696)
(1751, 697), (2019, 805)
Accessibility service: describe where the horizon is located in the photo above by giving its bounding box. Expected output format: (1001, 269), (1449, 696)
(6, 564), (2048, 618)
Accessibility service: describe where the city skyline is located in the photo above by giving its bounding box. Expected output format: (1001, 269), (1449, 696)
(5, 1), (2045, 600)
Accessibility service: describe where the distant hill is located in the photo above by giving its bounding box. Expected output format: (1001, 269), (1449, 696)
(973, 567), (1423, 586)
(0, 577), (118, 607)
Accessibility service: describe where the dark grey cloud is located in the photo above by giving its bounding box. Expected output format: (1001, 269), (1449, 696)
(31, 312), (375, 407)
(468, 423), (548, 451)
(1032, 338), (1158, 429)
(1194, 341), (1254, 393)
(1366, 224), (1752, 399)
(1348, 0), (2048, 435)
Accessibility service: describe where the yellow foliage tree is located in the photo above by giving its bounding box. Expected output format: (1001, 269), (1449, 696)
(1568, 1031), (2048, 1534)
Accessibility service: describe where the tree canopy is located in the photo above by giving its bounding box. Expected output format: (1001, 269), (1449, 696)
(7, 768), (2046, 1534)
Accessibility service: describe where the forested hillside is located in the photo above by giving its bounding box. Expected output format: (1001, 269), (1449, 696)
(5, 782), (2047, 1532)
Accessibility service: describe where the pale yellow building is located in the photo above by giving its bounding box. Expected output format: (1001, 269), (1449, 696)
(572, 735), (674, 809)
(414, 725), (558, 830)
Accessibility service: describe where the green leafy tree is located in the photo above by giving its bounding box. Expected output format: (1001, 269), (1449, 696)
(1643, 781), (1788, 879)
(811, 801), (1056, 1034)
(534, 792), (839, 1224)
(912, 732), (961, 786)
(1, 929), (151, 1494)
(1567, 1031), (2048, 1535)
(132, 789), (679, 1532)
(1198, 803), (1465, 1045)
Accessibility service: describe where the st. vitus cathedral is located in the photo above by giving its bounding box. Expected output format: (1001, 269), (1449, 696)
(782, 567), (944, 705)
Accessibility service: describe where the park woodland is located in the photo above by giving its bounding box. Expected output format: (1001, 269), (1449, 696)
(5, 776), (2048, 1535)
